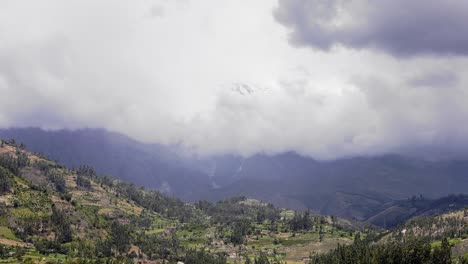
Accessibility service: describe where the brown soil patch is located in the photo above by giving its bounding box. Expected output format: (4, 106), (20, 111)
(281, 238), (352, 262)
(20, 167), (47, 186)
(0, 145), (16, 155)
(0, 194), (13, 206)
(0, 237), (30, 247)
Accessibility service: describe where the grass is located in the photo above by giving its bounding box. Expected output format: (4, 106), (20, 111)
(280, 239), (310, 246)
(449, 238), (463, 246)
(146, 228), (165, 235)
(97, 207), (115, 216)
(13, 176), (29, 187)
(281, 210), (295, 219)
(249, 236), (276, 247)
(177, 227), (210, 248)
(10, 189), (52, 219)
(431, 238), (463, 248)
(0, 226), (19, 241)
(0, 215), (8, 226)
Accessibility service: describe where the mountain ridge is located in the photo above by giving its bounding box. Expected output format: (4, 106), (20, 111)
(1, 127), (468, 224)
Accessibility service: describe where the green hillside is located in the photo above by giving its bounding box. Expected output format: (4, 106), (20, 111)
(1, 139), (467, 263)
(309, 208), (468, 263)
(0, 140), (358, 263)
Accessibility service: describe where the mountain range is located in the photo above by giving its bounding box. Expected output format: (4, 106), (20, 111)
(1, 127), (467, 225)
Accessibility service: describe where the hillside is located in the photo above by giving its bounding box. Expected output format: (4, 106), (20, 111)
(0, 140), (358, 263)
(2, 128), (468, 225)
(376, 208), (468, 261)
(365, 194), (468, 228)
(305, 207), (468, 263)
(1, 138), (468, 263)
(0, 128), (211, 201)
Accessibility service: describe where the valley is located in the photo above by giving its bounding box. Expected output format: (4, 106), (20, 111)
(2, 128), (468, 227)
(1, 136), (468, 263)
(0, 140), (359, 263)
(2, 0), (468, 262)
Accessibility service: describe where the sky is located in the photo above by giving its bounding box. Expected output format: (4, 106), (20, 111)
(1, 0), (468, 159)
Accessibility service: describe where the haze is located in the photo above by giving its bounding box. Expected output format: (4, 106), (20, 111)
(1, 0), (468, 159)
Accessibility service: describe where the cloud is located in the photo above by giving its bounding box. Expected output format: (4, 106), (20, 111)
(0, 0), (468, 160)
(354, 73), (468, 158)
(178, 64), (468, 159)
(149, 5), (165, 18)
(274, 0), (468, 57)
(408, 71), (459, 88)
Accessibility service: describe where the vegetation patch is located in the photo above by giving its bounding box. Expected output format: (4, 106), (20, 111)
(0, 227), (18, 241)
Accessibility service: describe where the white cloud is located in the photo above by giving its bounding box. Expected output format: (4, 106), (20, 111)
(0, 0), (467, 159)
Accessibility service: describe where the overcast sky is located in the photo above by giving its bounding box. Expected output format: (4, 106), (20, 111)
(1, 0), (468, 159)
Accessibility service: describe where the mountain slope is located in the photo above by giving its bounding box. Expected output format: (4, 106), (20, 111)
(2, 127), (468, 224)
(0, 128), (211, 201)
(204, 154), (468, 221)
(1, 140), (361, 263)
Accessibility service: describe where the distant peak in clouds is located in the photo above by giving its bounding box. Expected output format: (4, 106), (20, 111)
(0, 1), (468, 159)
(229, 83), (269, 96)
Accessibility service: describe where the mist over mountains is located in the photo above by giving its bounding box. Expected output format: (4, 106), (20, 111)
(1, 127), (467, 224)
(0, 127), (211, 200)
(2, 0), (468, 261)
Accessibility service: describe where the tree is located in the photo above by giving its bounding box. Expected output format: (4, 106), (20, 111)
(51, 206), (73, 243)
(47, 169), (67, 193)
(0, 244), (8, 258)
(289, 211), (313, 231)
(34, 238), (62, 254)
(96, 240), (112, 258)
(230, 220), (250, 245)
(110, 221), (133, 254)
(0, 166), (13, 194)
(433, 238), (451, 264)
(77, 165), (96, 177)
(184, 249), (226, 264)
(244, 254), (252, 264)
(16, 151), (29, 168)
(254, 252), (270, 264)
(330, 215), (337, 232)
(76, 174), (91, 189)
(0, 155), (19, 175)
(319, 225), (324, 242)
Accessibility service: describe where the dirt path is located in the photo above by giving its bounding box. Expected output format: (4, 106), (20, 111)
(0, 238), (30, 247)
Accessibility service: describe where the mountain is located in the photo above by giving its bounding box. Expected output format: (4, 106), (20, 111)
(0, 140), (358, 263)
(364, 194), (468, 228)
(205, 153), (468, 219)
(1, 127), (468, 224)
(309, 207), (468, 263)
(0, 132), (467, 262)
(0, 127), (211, 201)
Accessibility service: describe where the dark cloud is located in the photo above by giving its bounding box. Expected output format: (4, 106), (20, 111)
(274, 0), (468, 57)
